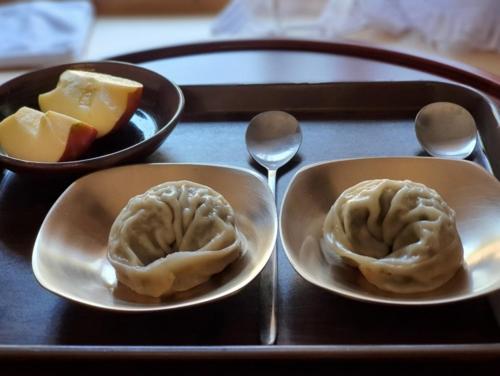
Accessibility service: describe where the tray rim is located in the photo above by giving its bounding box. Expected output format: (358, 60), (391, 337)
(179, 79), (499, 118)
(2, 80), (500, 359)
(1, 343), (500, 360)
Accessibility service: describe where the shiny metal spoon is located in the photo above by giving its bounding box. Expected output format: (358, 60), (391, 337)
(246, 110), (302, 345)
(415, 102), (477, 159)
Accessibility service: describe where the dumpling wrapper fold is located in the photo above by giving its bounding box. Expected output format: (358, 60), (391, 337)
(322, 179), (463, 293)
(108, 180), (242, 297)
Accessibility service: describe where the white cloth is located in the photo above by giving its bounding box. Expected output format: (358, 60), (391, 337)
(212, 0), (325, 37)
(0, 1), (94, 69)
(212, 0), (500, 52)
(321, 0), (500, 52)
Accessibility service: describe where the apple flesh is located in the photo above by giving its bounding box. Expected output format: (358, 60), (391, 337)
(39, 70), (143, 138)
(0, 107), (97, 162)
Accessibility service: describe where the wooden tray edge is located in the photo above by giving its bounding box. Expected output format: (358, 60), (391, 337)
(109, 39), (500, 99)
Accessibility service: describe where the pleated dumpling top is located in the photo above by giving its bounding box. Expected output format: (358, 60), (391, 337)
(322, 179), (463, 294)
(108, 180), (243, 297)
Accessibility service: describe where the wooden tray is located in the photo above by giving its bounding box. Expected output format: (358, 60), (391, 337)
(1, 80), (499, 360)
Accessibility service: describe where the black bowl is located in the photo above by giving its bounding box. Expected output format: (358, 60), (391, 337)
(0, 61), (184, 173)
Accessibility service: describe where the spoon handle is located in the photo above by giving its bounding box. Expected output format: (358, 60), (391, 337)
(260, 169), (278, 345)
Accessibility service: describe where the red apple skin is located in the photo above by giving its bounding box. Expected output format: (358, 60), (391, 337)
(59, 123), (98, 161)
(105, 87), (143, 136)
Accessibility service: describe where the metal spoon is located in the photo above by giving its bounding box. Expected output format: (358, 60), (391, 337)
(245, 110), (302, 345)
(415, 102), (477, 159)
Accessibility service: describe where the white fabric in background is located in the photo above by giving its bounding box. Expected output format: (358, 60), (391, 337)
(212, 0), (500, 52)
(212, 0), (325, 37)
(321, 0), (500, 52)
(0, 1), (94, 69)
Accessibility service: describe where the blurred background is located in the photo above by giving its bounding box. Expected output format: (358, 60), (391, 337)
(1, 0), (499, 84)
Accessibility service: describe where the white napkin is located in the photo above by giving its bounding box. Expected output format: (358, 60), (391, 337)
(0, 0), (94, 69)
(321, 0), (500, 52)
(213, 0), (500, 52)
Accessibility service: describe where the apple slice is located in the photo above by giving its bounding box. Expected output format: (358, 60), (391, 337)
(38, 70), (143, 138)
(0, 107), (97, 162)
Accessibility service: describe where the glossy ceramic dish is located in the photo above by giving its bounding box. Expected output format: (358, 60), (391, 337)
(281, 157), (500, 305)
(32, 163), (277, 311)
(0, 61), (184, 173)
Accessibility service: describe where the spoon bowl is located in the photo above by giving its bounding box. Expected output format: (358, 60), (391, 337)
(246, 111), (302, 170)
(415, 102), (477, 159)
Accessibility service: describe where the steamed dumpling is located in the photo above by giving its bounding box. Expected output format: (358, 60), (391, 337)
(108, 180), (243, 297)
(322, 179), (463, 293)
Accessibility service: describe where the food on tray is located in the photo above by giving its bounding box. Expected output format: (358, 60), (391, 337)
(0, 107), (97, 162)
(39, 69), (143, 138)
(322, 179), (463, 293)
(107, 180), (243, 297)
